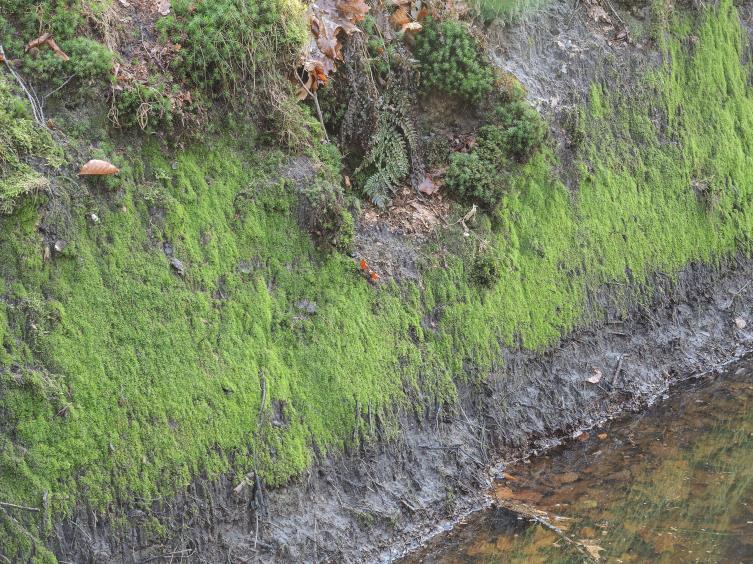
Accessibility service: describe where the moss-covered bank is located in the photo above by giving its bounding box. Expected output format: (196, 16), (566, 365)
(2, 0), (753, 559)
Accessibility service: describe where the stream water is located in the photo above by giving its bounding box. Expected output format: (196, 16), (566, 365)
(403, 357), (753, 563)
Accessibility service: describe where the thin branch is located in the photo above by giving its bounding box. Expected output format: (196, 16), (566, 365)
(295, 72), (330, 143)
(0, 500), (40, 513)
(44, 74), (75, 99)
(0, 45), (45, 124)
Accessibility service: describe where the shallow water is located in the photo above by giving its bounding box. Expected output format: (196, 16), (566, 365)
(403, 358), (753, 563)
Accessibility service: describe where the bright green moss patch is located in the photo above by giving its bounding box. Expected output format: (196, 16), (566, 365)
(0, 76), (63, 213)
(3, 1), (753, 560)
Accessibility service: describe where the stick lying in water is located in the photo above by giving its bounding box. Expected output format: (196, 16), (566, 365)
(495, 498), (599, 563)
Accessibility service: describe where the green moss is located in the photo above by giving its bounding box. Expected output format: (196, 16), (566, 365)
(0, 77), (64, 214)
(413, 17), (494, 103)
(111, 82), (177, 134)
(1, 2), (114, 93)
(157, 0), (306, 100)
(444, 101), (547, 208)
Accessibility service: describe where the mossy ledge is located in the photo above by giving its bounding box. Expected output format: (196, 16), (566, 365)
(2, 0), (753, 560)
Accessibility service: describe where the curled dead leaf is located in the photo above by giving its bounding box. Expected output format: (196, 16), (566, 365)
(390, 6), (411, 29)
(298, 0), (369, 99)
(586, 368), (602, 384)
(79, 159), (119, 176)
(401, 21), (422, 33)
(336, 0), (369, 22)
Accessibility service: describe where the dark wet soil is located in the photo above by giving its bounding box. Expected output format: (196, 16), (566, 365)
(403, 356), (753, 563)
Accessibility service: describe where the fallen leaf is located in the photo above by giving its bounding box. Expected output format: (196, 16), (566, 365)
(390, 6), (411, 29)
(156, 0), (171, 15)
(360, 259), (368, 271)
(494, 485), (514, 499)
(336, 0), (369, 22)
(418, 176), (438, 195)
(512, 489), (543, 503)
(25, 32), (51, 51)
(581, 541), (605, 560)
(735, 317), (747, 329)
(298, 0), (369, 99)
(597, 433), (608, 440)
(45, 38), (70, 61)
(555, 471), (579, 484)
(401, 21), (422, 33)
(369, 271), (380, 283)
(586, 368), (603, 384)
(588, 5), (611, 23)
(79, 159), (119, 176)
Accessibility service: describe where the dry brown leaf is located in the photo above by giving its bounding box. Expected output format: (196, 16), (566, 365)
(555, 471), (579, 484)
(26, 33), (52, 51)
(586, 368), (602, 384)
(336, 0), (369, 22)
(494, 485), (514, 500)
(581, 541), (605, 560)
(390, 6), (411, 29)
(156, 0), (171, 16)
(401, 21), (422, 32)
(46, 38), (70, 61)
(79, 159), (119, 176)
(418, 176), (438, 195)
(299, 0), (369, 99)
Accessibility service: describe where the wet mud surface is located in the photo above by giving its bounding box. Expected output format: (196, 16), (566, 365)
(403, 356), (753, 563)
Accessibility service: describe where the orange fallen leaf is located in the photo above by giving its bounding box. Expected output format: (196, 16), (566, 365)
(298, 0), (369, 99)
(494, 485), (514, 500)
(360, 259), (368, 270)
(390, 6), (411, 29)
(26, 33), (52, 51)
(79, 159), (119, 176)
(369, 271), (380, 283)
(336, 0), (369, 22)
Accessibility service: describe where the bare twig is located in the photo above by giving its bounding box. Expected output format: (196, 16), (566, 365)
(0, 45), (45, 124)
(44, 74), (75, 99)
(295, 72), (329, 143)
(0, 500), (40, 513)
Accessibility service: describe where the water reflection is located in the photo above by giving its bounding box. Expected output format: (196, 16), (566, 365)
(404, 360), (753, 563)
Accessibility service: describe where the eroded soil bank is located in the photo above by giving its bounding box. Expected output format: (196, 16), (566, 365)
(402, 352), (753, 562)
(53, 257), (753, 562)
